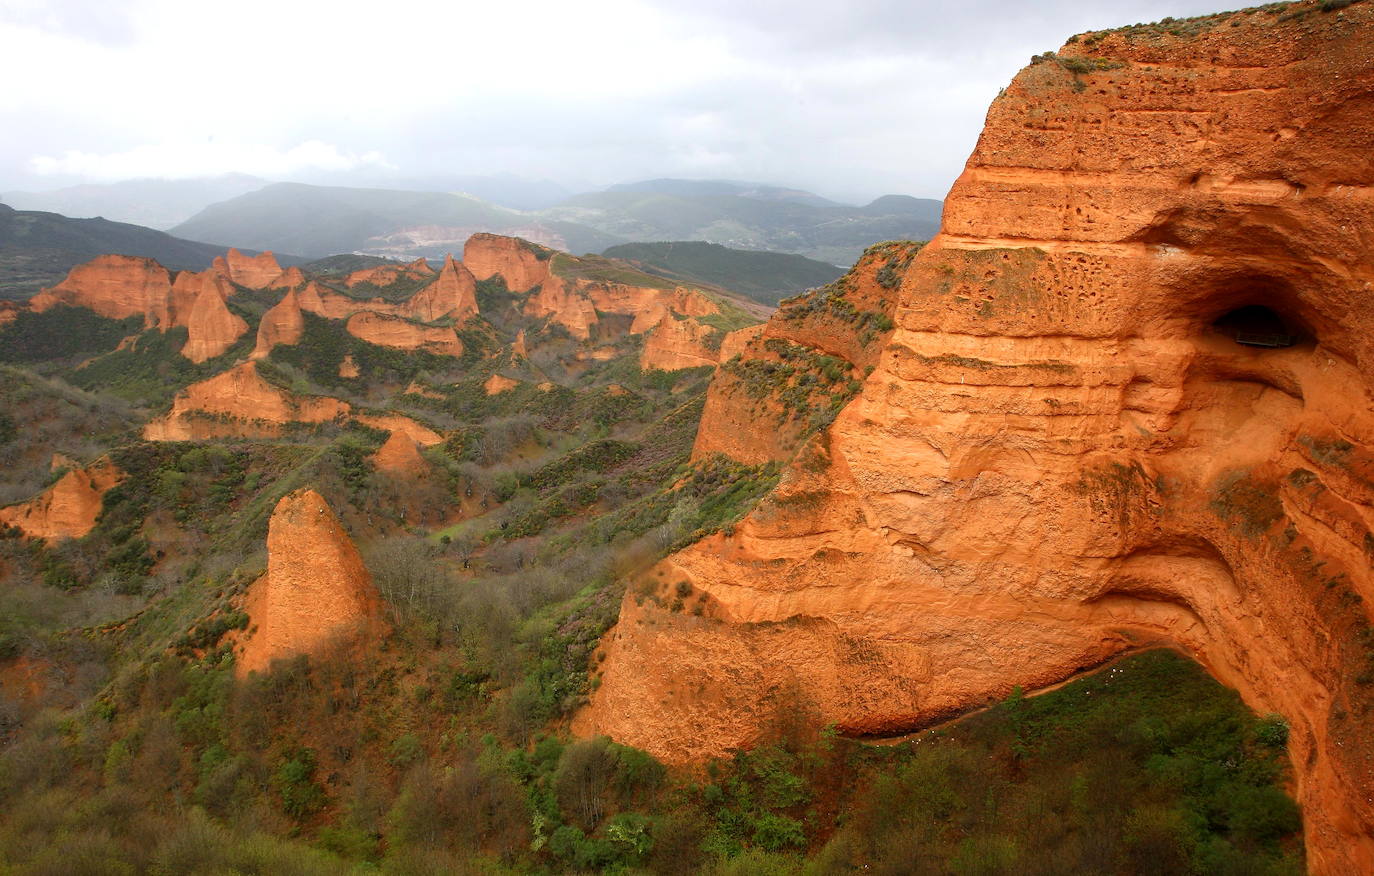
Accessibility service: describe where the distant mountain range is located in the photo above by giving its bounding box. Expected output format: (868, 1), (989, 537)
(169, 183), (623, 262)
(166, 178), (941, 266)
(0, 203), (293, 300)
(0, 176), (942, 299)
(1, 174), (267, 231)
(602, 241), (844, 306)
(552, 180), (941, 265)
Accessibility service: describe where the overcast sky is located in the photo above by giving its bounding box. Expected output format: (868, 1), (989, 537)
(1, 0), (1234, 203)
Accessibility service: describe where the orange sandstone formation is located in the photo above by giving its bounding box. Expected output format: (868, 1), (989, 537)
(354, 413), (443, 447)
(251, 288), (306, 359)
(180, 273), (248, 363)
(144, 363), (349, 441)
(582, 6), (1374, 873)
(344, 257), (435, 289)
(268, 266), (307, 289)
(370, 430), (429, 477)
(484, 374), (520, 395)
(407, 255), (479, 323)
(0, 459), (122, 540)
(235, 489), (384, 677)
(213, 248), (281, 289)
(30, 255), (258, 362)
(338, 354), (361, 379)
(345, 311), (463, 357)
(31, 255), (175, 326)
(464, 232), (552, 293)
(639, 316), (721, 371)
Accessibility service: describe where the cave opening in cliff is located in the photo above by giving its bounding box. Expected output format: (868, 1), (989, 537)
(1211, 305), (1303, 348)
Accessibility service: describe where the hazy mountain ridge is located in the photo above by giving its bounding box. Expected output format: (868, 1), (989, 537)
(170, 179), (942, 266)
(0, 202), (296, 300)
(1, 174), (267, 230)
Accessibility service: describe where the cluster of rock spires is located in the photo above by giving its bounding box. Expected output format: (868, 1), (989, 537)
(22, 233), (753, 444)
(579, 5), (1374, 873)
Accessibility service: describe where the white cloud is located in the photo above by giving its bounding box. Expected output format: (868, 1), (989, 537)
(0, 0), (1248, 201)
(29, 140), (393, 181)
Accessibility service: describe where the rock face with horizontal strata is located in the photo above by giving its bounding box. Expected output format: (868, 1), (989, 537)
(580, 6), (1374, 873)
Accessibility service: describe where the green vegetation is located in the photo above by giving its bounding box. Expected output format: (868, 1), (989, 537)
(0, 306), (141, 363)
(265, 311), (467, 391)
(552, 252), (678, 289)
(721, 337), (862, 435)
(67, 324), (255, 407)
(0, 637), (1302, 873)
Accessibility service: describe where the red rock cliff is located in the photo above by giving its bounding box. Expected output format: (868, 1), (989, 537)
(581, 6), (1374, 873)
(235, 489), (384, 676)
(463, 233), (553, 292)
(213, 248), (282, 289)
(30, 255), (175, 326)
(180, 272), (248, 363)
(407, 254), (479, 323)
(0, 459), (122, 541)
(251, 288), (306, 359)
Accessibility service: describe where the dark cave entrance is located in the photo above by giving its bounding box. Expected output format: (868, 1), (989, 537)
(1210, 305), (1301, 348)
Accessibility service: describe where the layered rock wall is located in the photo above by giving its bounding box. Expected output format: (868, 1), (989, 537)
(582, 6), (1374, 873)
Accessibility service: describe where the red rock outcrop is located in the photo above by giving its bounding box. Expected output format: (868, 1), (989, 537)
(582, 6), (1374, 873)
(345, 311), (463, 357)
(484, 374), (519, 395)
(338, 354), (360, 379)
(370, 430), (428, 477)
(235, 489), (385, 677)
(464, 232), (553, 292)
(689, 244), (907, 464)
(0, 459), (122, 541)
(354, 413), (443, 447)
(31, 255), (175, 326)
(144, 363), (350, 441)
(523, 274), (601, 339)
(718, 324), (763, 361)
(639, 316), (721, 371)
(407, 254), (479, 323)
(180, 273), (248, 363)
(251, 288), (306, 359)
(31, 256), (253, 362)
(344, 257), (434, 289)
(268, 266), (307, 289)
(213, 248), (281, 290)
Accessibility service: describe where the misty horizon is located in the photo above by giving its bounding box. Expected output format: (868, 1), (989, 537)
(2, 0), (1248, 205)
